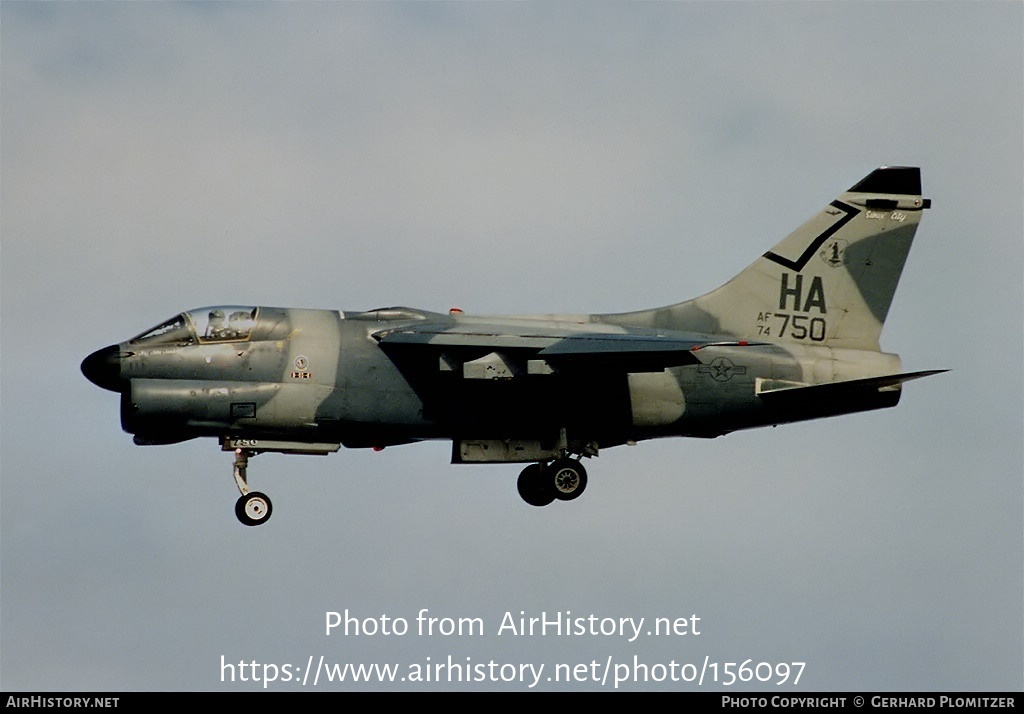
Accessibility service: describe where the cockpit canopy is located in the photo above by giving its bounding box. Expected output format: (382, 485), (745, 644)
(129, 307), (259, 346)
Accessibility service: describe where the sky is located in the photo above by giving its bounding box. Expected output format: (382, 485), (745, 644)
(2, 1), (1021, 692)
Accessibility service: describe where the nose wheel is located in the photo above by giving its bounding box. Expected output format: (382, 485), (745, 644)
(231, 448), (273, 526)
(236, 491), (273, 526)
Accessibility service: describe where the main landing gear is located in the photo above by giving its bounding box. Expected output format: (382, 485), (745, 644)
(231, 448), (273, 526)
(517, 457), (588, 507)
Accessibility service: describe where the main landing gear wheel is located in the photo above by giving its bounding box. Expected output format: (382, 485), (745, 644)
(549, 457), (588, 501)
(235, 491), (273, 526)
(517, 458), (588, 506)
(517, 463), (556, 507)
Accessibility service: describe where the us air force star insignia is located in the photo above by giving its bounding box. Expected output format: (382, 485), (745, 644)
(698, 357), (747, 383)
(819, 238), (848, 268)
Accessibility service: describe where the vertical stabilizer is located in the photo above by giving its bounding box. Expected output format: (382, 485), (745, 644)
(609, 167), (931, 351)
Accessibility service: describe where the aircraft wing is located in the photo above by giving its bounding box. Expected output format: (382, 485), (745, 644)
(373, 322), (704, 370)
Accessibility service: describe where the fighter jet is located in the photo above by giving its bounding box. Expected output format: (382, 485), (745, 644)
(82, 166), (944, 525)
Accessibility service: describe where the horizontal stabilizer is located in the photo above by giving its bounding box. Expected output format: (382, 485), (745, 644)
(756, 370), (948, 400)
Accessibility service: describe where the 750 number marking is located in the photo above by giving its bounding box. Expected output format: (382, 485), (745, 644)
(755, 312), (826, 341)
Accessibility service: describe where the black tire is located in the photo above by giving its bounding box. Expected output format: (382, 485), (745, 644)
(517, 464), (555, 507)
(549, 458), (588, 501)
(235, 491), (273, 526)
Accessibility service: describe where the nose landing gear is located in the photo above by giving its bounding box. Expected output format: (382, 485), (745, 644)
(231, 448), (273, 526)
(220, 438), (341, 526)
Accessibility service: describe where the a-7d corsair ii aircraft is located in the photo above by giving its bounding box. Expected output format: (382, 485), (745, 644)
(83, 166), (944, 525)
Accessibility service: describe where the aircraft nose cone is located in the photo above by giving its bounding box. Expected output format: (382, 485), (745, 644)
(81, 345), (124, 392)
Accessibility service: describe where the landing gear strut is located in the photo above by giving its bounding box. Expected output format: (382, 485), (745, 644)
(517, 457), (588, 507)
(231, 448), (273, 526)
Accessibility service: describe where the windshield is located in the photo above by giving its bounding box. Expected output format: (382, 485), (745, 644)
(129, 314), (195, 346)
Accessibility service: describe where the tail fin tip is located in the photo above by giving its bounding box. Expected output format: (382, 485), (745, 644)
(848, 166), (921, 195)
